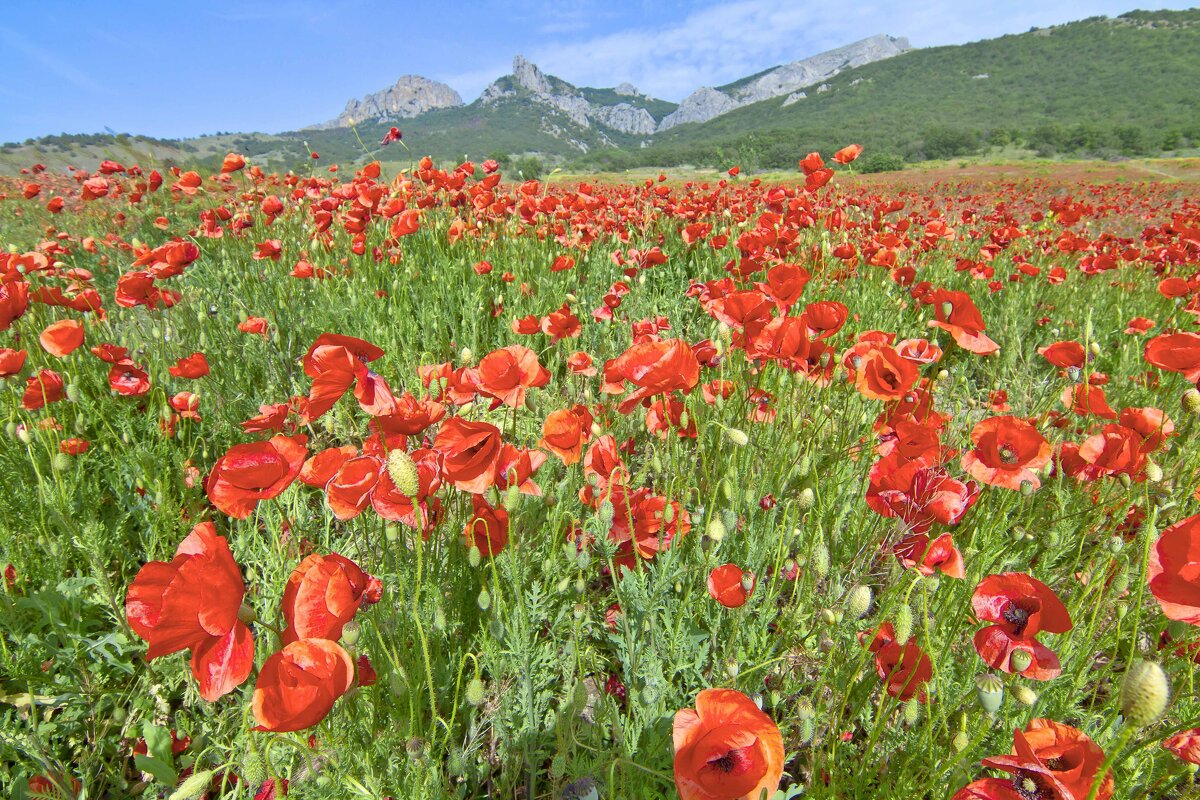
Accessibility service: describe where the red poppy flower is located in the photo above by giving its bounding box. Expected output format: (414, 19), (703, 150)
(464, 495), (509, 557)
(605, 339), (700, 414)
(672, 688), (784, 800)
(893, 532), (965, 578)
(221, 153), (246, 173)
(863, 622), (933, 702)
(1163, 728), (1200, 765)
(325, 456), (382, 520)
(928, 289), (999, 355)
(961, 416), (1052, 490)
(1144, 332), (1200, 384)
(125, 521), (254, 700)
(0, 347), (27, 377)
(281, 553), (376, 644)
(252, 638), (354, 732)
(39, 319), (84, 357)
(707, 564), (755, 608)
(1118, 406), (1174, 453)
(800, 301), (848, 340)
(169, 352), (210, 379)
(567, 351), (597, 376)
(23, 369), (65, 410)
(1038, 341), (1085, 369)
(954, 719), (1112, 800)
(1147, 512), (1200, 625)
(381, 127), (402, 146)
(833, 144), (864, 164)
(434, 416), (504, 494)
(540, 406), (593, 465)
(1060, 383), (1117, 419)
(59, 437), (90, 455)
(239, 316), (270, 335)
(475, 345), (550, 409)
(298, 445), (357, 487)
(971, 573), (1071, 680)
(109, 361), (151, 396)
(206, 435), (307, 518)
(853, 345), (919, 402)
(0, 279), (30, 330)
(301, 338), (396, 421)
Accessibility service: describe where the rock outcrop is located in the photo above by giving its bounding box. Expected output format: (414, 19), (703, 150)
(480, 56), (663, 136)
(658, 34), (911, 130)
(319, 76), (462, 129)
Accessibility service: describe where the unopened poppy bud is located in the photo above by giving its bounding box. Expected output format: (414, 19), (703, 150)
(1182, 388), (1200, 414)
(903, 698), (920, 726)
(459, 347), (473, 364)
(717, 322), (732, 346)
(797, 455), (812, 477)
(241, 753), (267, 787)
(433, 606), (447, 631)
(678, 411), (689, 429)
(952, 730), (969, 752)
(893, 604), (914, 643)
(798, 717), (815, 744)
(52, 453), (71, 472)
(725, 427), (749, 447)
(1088, 341), (1101, 356)
(820, 608), (838, 625)
(448, 749), (468, 777)
(798, 487), (816, 509)
(598, 501), (614, 529)
(846, 584), (872, 619)
(975, 673), (1004, 713)
(385, 450), (420, 498)
(706, 515), (727, 542)
(812, 542), (830, 578)
(1121, 660), (1170, 727)
(936, 369), (949, 381)
(1012, 685), (1038, 707)
(17, 427), (32, 444)
(503, 483), (520, 512)
(1009, 649), (1033, 673)
(590, 422), (603, 437)
(557, 576), (571, 593)
(468, 545), (482, 568)
(170, 770), (215, 800)
(4, 422), (16, 439)
(476, 587), (491, 611)
(65, 383), (81, 402)
(1146, 461), (1164, 483)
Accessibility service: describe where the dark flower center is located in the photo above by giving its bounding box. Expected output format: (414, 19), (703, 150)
(708, 747), (749, 774)
(1012, 772), (1060, 800)
(1002, 602), (1033, 636)
(998, 443), (1020, 465)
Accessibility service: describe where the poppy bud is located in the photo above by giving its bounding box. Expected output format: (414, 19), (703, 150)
(459, 347), (473, 365)
(476, 587), (491, 611)
(597, 501), (614, 529)
(386, 450), (420, 498)
(952, 730), (969, 752)
(820, 608), (838, 625)
(241, 753), (267, 787)
(706, 515), (727, 542)
(975, 673), (1004, 713)
(169, 769), (215, 800)
(726, 427), (749, 447)
(1012, 685), (1038, 706)
(465, 677), (486, 706)
(936, 369), (949, 381)
(1182, 388), (1200, 414)
(798, 487), (816, 509)
(1009, 649), (1033, 673)
(1088, 341), (1101, 356)
(503, 483), (520, 512)
(1121, 660), (1169, 727)
(1146, 461), (1164, 483)
(4, 422), (16, 439)
(812, 542), (830, 578)
(468, 545), (482, 567)
(17, 427), (32, 444)
(575, 576), (586, 593)
(342, 619), (361, 647)
(846, 584), (872, 619)
(903, 697), (920, 726)
(65, 383), (80, 402)
(52, 453), (71, 472)
(893, 604), (914, 644)
(798, 717), (815, 744)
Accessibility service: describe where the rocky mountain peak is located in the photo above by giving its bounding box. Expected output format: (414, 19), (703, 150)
(318, 75), (462, 129)
(512, 55), (553, 94)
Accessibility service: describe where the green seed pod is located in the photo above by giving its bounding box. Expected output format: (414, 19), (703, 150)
(720, 478), (733, 501)
(893, 603), (914, 643)
(468, 546), (482, 568)
(975, 673), (1004, 714)
(65, 383), (81, 403)
(503, 483), (520, 513)
(17, 427), (32, 444)
(4, 422), (17, 439)
(433, 606), (447, 632)
(386, 450), (420, 498)
(52, 453), (71, 472)
(706, 515), (727, 542)
(724, 659), (739, 679)
(1009, 649), (1033, 674)
(820, 608), (838, 626)
(797, 487), (816, 509)
(952, 730), (969, 753)
(385, 524), (400, 543)
(1121, 660), (1170, 727)
(796, 697), (814, 719)
(476, 587), (491, 611)
(465, 677), (486, 706)
(651, 452), (663, 472)
(726, 428), (749, 447)
(1020, 480), (1035, 497)
(797, 455), (812, 478)
(447, 748), (468, 777)
(1145, 462), (1164, 483)
(798, 717), (815, 744)
(1012, 685), (1038, 707)
(170, 770), (215, 800)
(845, 585), (872, 619)
(812, 542), (830, 578)
(903, 697), (920, 726)
(342, 619), (361, 647)
(240, 753), (267, 787)
(598, 501), (615, 530)
(1182, 388), (1200, 414)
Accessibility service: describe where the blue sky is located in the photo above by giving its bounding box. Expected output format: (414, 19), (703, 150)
(1, 1), (1194, 143)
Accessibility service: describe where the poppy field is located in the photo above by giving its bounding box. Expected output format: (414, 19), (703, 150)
(2, 149), (1200, 800)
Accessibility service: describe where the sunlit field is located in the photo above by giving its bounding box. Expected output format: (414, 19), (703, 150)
(2, 149), (1200, 800)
